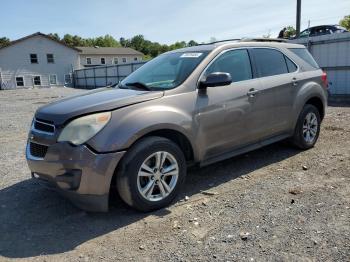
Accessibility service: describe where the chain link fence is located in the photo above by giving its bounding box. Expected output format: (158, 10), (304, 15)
(73, 62), (146, 89)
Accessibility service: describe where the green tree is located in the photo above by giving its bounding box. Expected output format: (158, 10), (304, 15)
(130, 35), (146, 51)
(100, 35), (120, 47)
(0, 37), (10, 48)
(160, 44), (170, 53)
(169, 41), (186, 50)
(284, 26), (296, 38)
(187, 40), (198, 46)
(148, 42), (162, 57)
(339, 15), (350, 30)
(48, 33), (60, 41)
(72, 35), (86, 46)
(93, 36), (105, 47)
(119, 37), (127, 47)
(62, 34), (74, 47)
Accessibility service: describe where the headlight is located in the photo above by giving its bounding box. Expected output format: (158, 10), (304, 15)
(58, 112), (111, 145)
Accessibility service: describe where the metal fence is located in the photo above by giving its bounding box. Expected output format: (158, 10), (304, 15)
(290, 32), (350, 96)
(73, 62), (147, 89)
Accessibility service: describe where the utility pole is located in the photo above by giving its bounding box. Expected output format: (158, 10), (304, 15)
(296, 0), (302, 37)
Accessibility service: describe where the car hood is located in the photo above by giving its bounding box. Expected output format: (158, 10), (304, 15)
(35, 88), (164, 125)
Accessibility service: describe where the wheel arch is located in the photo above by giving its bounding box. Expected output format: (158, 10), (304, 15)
(110, 127), (195, 200)
(305, 96), (325, 120)
(110, 126), (197, 164)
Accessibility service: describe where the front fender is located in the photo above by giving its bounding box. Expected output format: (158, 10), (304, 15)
(87, 102), (198, 157)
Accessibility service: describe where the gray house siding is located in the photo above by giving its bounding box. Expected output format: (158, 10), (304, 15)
(0, 35), (80, 89)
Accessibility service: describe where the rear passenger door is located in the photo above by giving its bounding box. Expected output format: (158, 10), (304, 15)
(248, 48), (298, 139)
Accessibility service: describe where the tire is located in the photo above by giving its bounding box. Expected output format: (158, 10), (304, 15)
(290, 104), (321, 149)
(116, 136), (187, 212)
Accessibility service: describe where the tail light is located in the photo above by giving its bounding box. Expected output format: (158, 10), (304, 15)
(321, 71), (328, 89)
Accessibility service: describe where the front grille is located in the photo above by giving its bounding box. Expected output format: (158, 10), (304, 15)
(30, 142), (48, 158)
(33, 119), (55, 133)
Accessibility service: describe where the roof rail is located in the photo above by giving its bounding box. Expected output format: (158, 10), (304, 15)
(239, 37), (287, 43)
(199, 37), (288, 46)
(197, 38), (241, 45)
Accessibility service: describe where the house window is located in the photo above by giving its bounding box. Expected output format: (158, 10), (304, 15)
(134, 57), (138, 61)
(49, 75), (57, 85)
(122, 58), (127, 63)
(113, 58), (118, 64)
(86, 57), (92, 65)
(30, 54), (38, 64)
(16, 77), (24, 87)
(47, 54), (54, 63)
(101, 57), (106, 64)
(33, 76), (41, 86)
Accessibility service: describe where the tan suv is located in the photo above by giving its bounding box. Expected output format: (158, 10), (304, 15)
(26, 39), (328, 212)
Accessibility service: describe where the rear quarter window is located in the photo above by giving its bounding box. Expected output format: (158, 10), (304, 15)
(284, 56), (298, 72)
(289, 48), (319, 69)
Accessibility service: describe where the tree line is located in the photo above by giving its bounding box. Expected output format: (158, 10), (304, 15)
(56, 34), (199, 59)
(0, 33), (198, 59)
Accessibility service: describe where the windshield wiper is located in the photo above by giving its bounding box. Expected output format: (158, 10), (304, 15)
(106, 82), (118, 88)
(124, 82), (152, 91)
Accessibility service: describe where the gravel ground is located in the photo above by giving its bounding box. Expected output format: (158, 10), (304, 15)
(0, 87), (349, 262)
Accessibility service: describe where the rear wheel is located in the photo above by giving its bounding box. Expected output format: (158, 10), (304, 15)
(116, 136), (186, 212)
(290, 104), (321, 149)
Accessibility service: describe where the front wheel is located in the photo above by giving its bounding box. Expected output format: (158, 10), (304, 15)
(116, 136), (186, 212)
(290, 104), (321, 149)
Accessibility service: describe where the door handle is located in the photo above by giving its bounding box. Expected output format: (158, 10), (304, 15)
(292, 77), (298, 86)
(247, 89), (260, 97)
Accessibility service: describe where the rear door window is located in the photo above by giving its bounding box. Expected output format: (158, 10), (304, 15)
(289, 48), (319, 68)
(205, 49), (252, 82)
(251, 48), (288, 77)
(309, 27), (318, 37)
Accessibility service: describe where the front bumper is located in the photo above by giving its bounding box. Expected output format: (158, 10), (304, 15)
(26, 141), (125, 212)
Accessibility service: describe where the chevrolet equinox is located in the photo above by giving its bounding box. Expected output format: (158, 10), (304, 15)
(26, 39), (328, 212)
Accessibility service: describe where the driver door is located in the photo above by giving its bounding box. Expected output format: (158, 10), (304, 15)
(195, 49), (262, 160)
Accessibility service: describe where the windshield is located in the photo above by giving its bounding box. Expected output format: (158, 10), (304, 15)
(120, 51), (209, 90)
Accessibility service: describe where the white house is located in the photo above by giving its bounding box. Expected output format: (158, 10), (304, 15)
(78, 46), (143, 67)
(0, 32), (80, 89)
(0, 32), (144, 89)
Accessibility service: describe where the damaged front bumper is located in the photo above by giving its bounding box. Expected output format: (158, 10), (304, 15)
(26, 140), (125, 212)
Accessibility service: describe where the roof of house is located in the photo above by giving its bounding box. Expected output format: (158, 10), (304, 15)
(77, 46), (144, 56)
(0, 32), (81, 51)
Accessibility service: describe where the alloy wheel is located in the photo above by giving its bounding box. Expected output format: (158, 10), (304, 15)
(137, 151), (179, 202)
(303, 112), (318, 143)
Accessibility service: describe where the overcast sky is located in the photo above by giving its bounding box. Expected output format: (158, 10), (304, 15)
(1, 0), (349, 44)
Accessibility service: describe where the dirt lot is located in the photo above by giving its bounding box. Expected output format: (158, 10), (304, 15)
(0, 87), (349, 262)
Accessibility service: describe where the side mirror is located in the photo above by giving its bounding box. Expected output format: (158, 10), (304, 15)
(199, 72), (232, 89)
